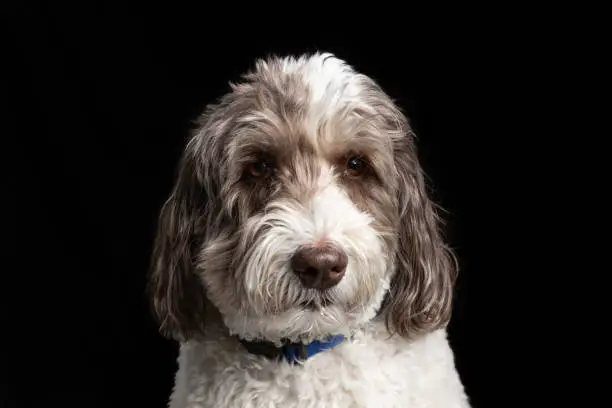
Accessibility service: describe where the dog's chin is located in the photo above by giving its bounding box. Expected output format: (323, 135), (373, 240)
(220, 282), (390, 345)
(299, 299), (328, 310)
(221, 303), (349, 345)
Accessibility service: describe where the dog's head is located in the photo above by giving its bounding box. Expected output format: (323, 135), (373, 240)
(148, 53), (457, 344)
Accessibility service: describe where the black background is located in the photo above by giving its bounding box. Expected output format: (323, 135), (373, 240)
(2, 2), (525, 407)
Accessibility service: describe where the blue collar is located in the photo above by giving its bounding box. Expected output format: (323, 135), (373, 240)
(239, 334), (346, 364)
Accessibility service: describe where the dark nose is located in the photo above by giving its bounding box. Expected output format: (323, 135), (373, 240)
(291, 244), (348, 290)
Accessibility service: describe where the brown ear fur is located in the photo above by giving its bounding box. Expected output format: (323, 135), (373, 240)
(147, 147), (208, 341)
(383, 125), (458, 338)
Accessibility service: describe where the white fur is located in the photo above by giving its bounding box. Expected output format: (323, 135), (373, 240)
(168, 321), (470, 408)
(272, 52), (359, 106)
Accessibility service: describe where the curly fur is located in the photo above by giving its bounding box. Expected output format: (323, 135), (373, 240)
(148, 52), (469, 407)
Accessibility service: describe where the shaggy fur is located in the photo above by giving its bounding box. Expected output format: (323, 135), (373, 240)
(149, 52), (470, 408)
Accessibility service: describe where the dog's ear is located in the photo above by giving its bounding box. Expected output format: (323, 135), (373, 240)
(383, 121), (458, 338)
(148, 143), (209, 341)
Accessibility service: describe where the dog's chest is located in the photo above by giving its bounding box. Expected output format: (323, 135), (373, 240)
(169, 328), (468, 408)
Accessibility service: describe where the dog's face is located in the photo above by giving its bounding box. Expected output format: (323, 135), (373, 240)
(149, 53), (457, 344)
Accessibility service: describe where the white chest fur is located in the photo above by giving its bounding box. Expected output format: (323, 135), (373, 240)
(167, 323), (470, 408)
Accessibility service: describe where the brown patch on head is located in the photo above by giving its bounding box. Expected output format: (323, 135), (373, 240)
(224, 127), (323, 221)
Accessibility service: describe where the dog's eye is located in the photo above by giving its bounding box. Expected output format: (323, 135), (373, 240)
(345, 156), (367, 177)
(247, 160), (274, 178)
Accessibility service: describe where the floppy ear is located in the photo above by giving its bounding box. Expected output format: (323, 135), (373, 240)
(383, 125), (458, 338)
(148, 144), (209, 341)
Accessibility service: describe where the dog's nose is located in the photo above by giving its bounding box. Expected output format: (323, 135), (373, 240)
(291, 244), (348, 290)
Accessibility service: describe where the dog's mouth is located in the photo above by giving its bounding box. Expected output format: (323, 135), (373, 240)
(300, 301), (320, 310)
(300, 295), (334, 310)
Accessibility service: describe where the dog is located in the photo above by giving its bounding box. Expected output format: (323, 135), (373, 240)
(148, 52), (470, 408)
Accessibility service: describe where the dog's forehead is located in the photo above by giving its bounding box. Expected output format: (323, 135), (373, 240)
(230, 53), (387, 158)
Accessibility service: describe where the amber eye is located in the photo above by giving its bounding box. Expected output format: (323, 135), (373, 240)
(346, 156), (367, 177)
(247, 160), (274, 178)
